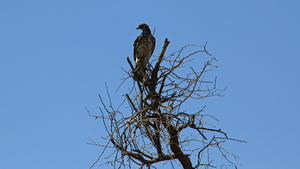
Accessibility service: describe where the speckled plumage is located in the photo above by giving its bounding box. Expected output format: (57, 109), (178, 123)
(133, 24), (155, 77)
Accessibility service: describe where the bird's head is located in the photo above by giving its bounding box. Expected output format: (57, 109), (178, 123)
(136, 23), (151, 34)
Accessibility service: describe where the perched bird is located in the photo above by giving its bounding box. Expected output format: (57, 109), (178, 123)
(133, 23), (155, 78)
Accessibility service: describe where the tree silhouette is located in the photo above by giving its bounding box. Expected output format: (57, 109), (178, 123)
(88, 38), (245, 169)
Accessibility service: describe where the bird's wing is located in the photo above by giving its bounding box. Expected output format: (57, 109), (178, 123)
(148, 35), (156, 63)
(133, 35), (141, 62)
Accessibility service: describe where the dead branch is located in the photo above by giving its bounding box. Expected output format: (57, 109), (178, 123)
(89, 39), (245, 169)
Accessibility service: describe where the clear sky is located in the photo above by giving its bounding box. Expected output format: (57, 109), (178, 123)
(1, 1), (299, 169)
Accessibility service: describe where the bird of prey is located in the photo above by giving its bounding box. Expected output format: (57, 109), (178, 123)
(133, 23), (155, 78)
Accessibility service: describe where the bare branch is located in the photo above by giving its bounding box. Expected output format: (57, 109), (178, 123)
(88, 40), (244, 169)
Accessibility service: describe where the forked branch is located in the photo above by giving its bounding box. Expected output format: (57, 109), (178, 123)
(89, 39), (245, 169)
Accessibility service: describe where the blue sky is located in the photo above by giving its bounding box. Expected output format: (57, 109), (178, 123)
(1, 1), (299, 169)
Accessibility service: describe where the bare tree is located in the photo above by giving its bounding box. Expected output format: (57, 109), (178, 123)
(88, 38), (245, 169)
